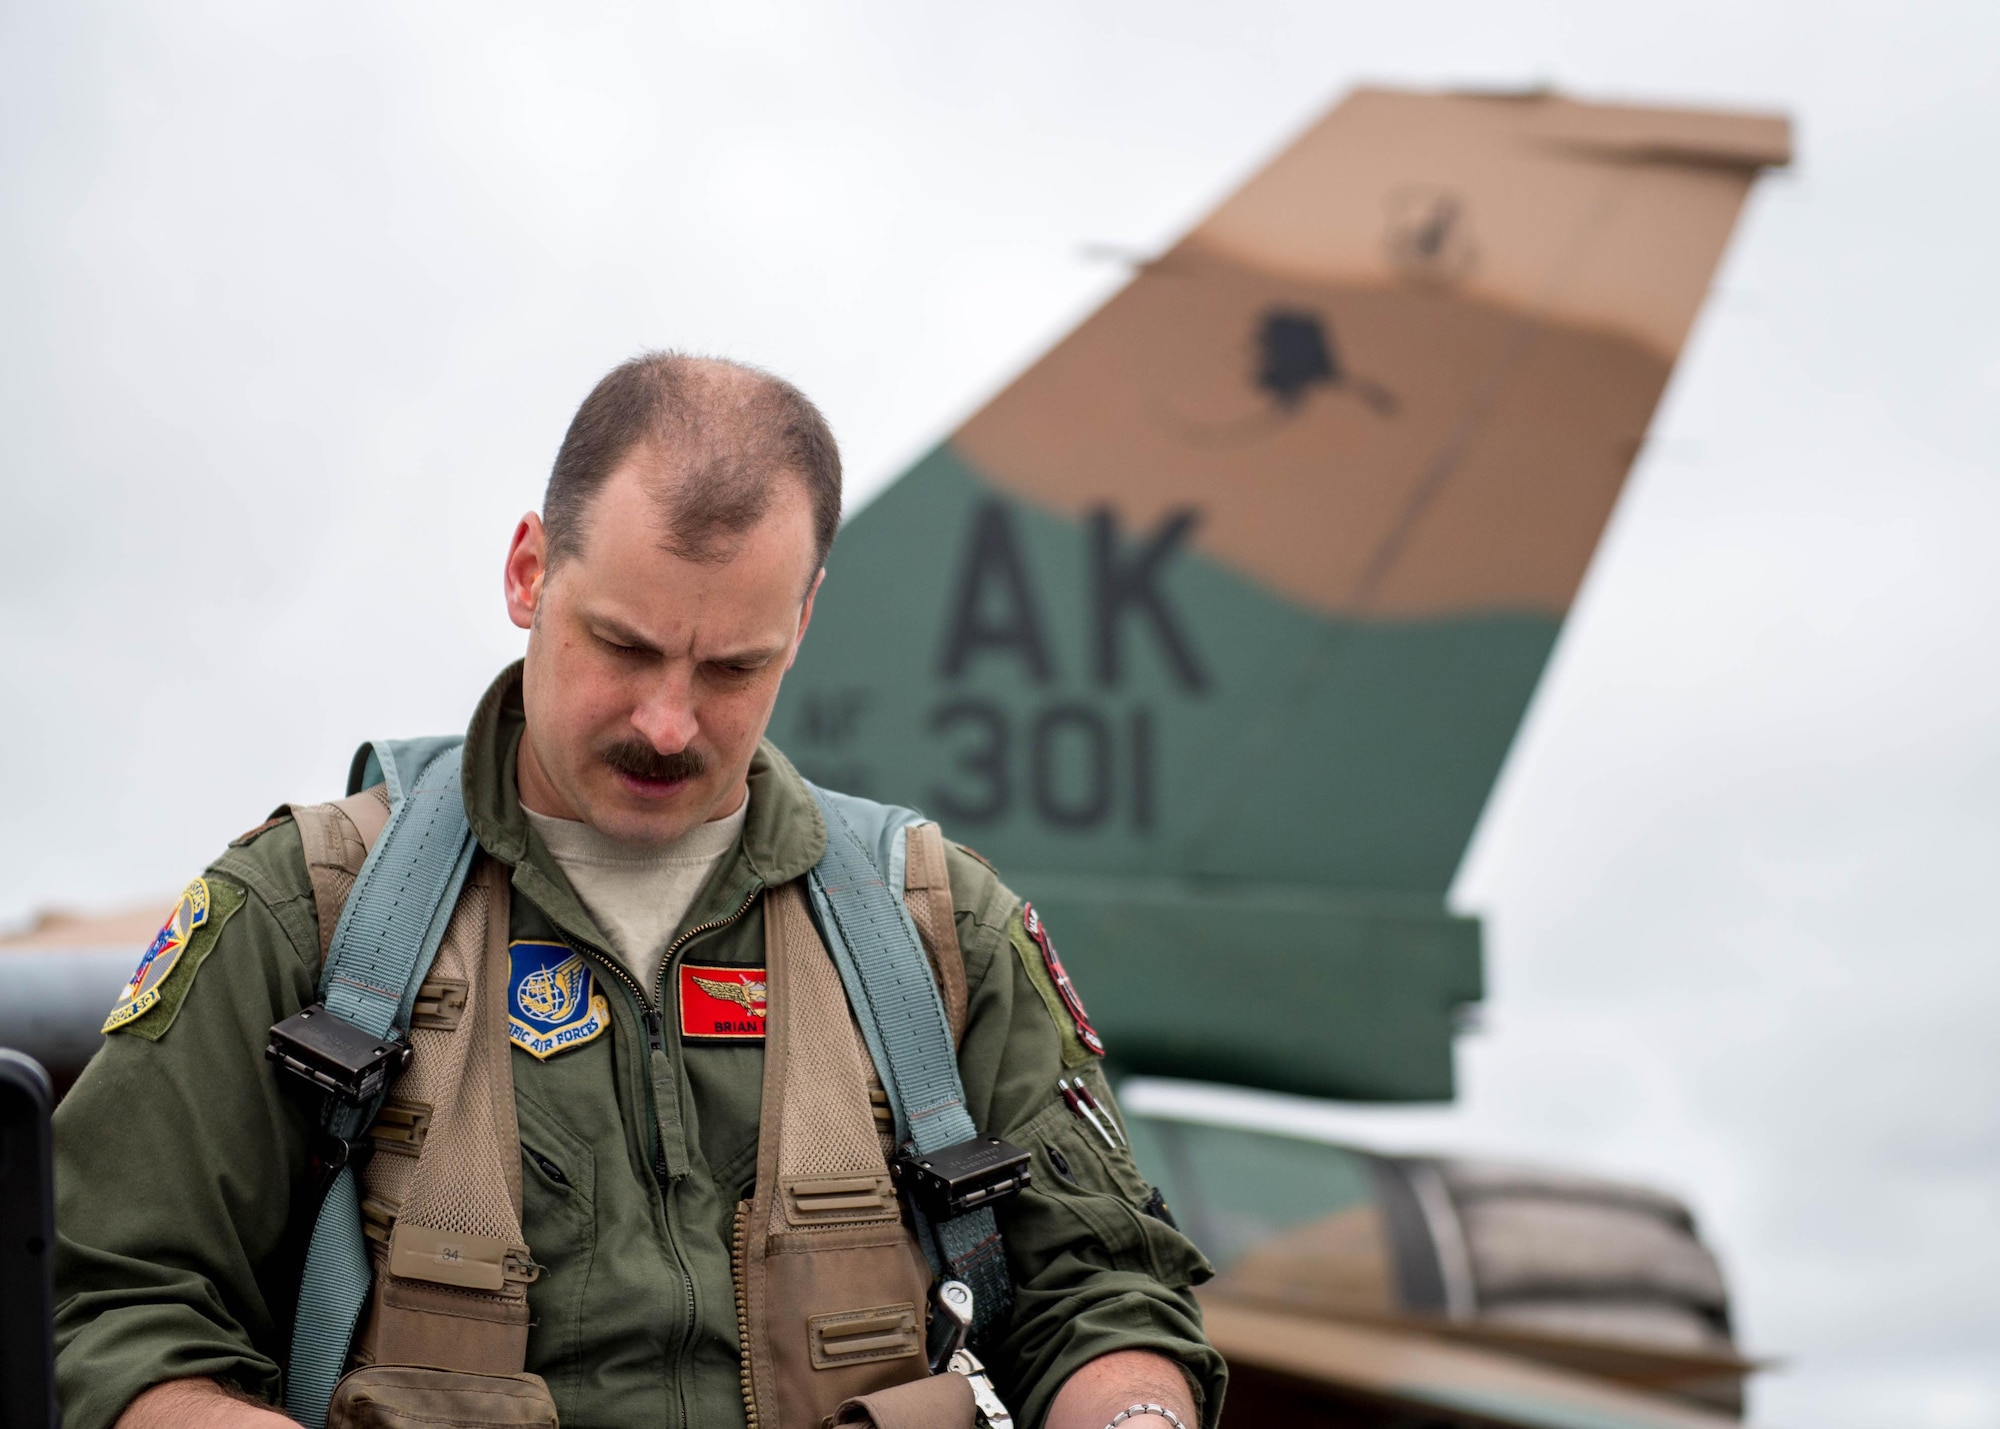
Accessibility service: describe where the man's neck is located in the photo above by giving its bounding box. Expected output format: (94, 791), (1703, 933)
(515, 727), (579, 821)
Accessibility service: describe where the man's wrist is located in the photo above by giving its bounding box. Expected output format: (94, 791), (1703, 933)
(1044, 1348), (1197, 1429)
(118, 1378), (294, 1429)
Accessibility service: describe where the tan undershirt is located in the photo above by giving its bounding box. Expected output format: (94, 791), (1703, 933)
(525, 794), (749, 994)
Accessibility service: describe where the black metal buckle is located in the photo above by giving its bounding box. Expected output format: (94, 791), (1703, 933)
(305, 1126), (376, 1196)
(265, 1003), (411, 1107)
(894, 1136), (1032, 1222)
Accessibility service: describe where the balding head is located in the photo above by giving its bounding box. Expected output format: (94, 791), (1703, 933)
(506, 353), (837, 845)
(543, 352), (841, 576)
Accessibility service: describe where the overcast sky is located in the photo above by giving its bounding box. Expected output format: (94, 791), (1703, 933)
(3, 3), (1996, 1425)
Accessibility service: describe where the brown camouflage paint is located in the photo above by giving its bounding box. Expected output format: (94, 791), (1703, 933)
(955, 88), (1789, 619)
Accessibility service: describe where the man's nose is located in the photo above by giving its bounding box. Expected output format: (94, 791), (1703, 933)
(630, 668), (699, 753)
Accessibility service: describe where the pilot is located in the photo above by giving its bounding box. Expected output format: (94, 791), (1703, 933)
(51, 354), (1224, 1429)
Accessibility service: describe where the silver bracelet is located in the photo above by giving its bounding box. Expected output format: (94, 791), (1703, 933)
(1104, 1406), (1185, 1429)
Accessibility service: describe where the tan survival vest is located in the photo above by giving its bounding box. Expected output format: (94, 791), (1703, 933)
(291, 790), (970, 1429)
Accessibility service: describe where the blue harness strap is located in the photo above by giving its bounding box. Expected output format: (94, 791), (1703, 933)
(284, 738), (478, 1428)
(804, 785), (1013, 1339)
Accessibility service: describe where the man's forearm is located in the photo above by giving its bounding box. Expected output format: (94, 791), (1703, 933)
(1044, 1349), (1198, 1429)
(117, 1378), (295, 1429)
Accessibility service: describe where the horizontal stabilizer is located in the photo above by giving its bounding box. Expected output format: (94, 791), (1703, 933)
(1125, 1114), (1754, 1422)
(1204, 1300), (1745, 1429)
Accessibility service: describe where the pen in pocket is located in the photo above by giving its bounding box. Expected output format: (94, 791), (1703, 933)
(1057, 1077), (1117, 1149)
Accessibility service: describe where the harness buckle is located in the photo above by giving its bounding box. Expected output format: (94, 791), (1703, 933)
(929, 1279), (975, 1374)
(266, 1003), (412, 1106)
(929, 1280), (1015, 1429)
(894, 1136), (1033, 1222)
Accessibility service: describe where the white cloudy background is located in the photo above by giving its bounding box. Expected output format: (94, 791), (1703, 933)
(3, 2), (1995, 1425)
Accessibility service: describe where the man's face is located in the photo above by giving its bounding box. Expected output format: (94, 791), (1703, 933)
(504, 452), (822, 844)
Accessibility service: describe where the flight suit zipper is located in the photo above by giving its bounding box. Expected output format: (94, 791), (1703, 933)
(559, 887), (758, 1168)
(555, 934), (668, 1171)
(731, 1198), (759, 1429)
(656, 892), (763, 994)
(650, 890), (760, 1429)
(552, 886), (760, 1429)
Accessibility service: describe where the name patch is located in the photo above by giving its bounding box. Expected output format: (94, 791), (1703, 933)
(679, 964), (768, 1040)
(508, 941), (610, 1059)
(102, 879), (211, 1034)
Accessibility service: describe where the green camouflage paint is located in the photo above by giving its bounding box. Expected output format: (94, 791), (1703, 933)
(778, 446), (1525, 1098)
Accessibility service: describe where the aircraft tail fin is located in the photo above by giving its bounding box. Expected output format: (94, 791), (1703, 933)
(778, 88), (1789, 1098)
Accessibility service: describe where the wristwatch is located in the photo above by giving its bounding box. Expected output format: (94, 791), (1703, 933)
(1104, 1405), (1186, 1429)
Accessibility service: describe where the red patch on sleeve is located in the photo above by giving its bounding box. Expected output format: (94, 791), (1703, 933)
(1023, 903), (1105, 1056)
(678, 964), (768, 1040)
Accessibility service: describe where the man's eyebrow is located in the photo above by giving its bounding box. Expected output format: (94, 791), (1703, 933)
(588, 615), (663, 652)
(704, 641), (788, 666)
(588, 613), (785, 666)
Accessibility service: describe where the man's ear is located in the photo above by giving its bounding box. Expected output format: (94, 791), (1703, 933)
(505, 514), (549, 631)
(786, 567), (826, 670)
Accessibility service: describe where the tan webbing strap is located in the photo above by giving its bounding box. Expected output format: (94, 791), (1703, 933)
(901, 822), (967, 1047)
(294, 791), (533, 1377)
(770, 885), (900, 1235)
(290, 788), (391, 963)
(358, 853), (533, 1371)
(738, 884), (932, 1429)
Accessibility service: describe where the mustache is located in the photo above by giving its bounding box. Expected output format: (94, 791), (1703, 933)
(601, 740), (706, 784)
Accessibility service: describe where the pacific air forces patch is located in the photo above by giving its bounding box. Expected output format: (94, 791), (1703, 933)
(507, 941), (610, 1059)
(102, 877), (245, 1038)
(1013, 902), (1106, 1064)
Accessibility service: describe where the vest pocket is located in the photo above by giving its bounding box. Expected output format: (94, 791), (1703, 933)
(327, 1366), (559, 1428)
(756, 1224), (933, 1418)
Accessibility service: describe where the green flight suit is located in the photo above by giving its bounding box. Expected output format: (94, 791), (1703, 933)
(52, 664), (1224, 1429)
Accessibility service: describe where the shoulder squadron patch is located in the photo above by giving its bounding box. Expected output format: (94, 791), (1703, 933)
(508, 941), (610, 1059)
(1019, 903), (1106, 1060)
(102, 877), (246, 1038)
(680, 964), (768, 1040)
